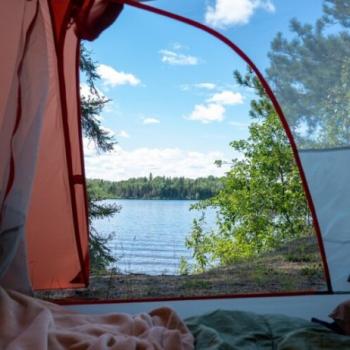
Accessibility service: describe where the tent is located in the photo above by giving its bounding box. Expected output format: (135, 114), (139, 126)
(0, 0), (349, 321)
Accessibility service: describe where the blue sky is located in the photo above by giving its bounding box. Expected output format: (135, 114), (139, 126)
(83, 0), (324, 181)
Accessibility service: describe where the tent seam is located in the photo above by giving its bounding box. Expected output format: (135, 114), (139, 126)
(47, 0), (88, 287)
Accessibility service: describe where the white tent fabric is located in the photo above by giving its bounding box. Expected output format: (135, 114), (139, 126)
(301, 149), (350, 291)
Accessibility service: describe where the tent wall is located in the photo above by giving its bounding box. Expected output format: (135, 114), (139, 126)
(300, 149), (350, 292)
(0, 0), (48, 293)
(0, 0), (123, 292)
(25, 0), (123, 291)
(26, 0), (89, 290)
(0, 0), (90, 292)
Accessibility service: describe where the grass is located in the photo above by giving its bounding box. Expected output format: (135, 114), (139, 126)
(36, 236), (327, 301)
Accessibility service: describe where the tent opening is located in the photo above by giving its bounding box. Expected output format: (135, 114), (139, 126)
(35, 2), (329, 302)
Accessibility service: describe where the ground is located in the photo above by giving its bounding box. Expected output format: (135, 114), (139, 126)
(37, 236), (327, 301)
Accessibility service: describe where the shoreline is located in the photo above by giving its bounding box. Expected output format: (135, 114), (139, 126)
(36, 237), (326, 301)
(100, 198), (201, 201)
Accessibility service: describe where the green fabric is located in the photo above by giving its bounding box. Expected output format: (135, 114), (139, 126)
(185, 310), (350, 349)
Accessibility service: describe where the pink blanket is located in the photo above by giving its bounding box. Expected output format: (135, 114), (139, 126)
(0, 287), (194, 349)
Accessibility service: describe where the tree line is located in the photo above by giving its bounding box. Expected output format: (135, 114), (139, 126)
(88, 175), (223, 200)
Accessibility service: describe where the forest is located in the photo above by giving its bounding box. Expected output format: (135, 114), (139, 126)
(87, 175), (223, 200)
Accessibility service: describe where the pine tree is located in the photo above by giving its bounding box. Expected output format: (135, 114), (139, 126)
(267, 0), (350, 147)
(80, 44), (120, 273)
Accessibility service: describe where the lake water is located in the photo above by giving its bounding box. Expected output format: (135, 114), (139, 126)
(93, 199), (217, 275)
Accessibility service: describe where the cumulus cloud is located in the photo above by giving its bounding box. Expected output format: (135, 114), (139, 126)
(186, 90), (244, 123)
(205, 0), (275, 28)
(208, 91), (244, 105)
(143, 117), (160, 125)
(187, 103), (225, 123)
(97, 64), (140, 87)
(160, 50), (199, 66)
(84, 141), (234, 180)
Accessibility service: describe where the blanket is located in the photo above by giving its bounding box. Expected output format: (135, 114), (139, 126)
(186, 309), (350, 349)
(0, 287), (194, 350)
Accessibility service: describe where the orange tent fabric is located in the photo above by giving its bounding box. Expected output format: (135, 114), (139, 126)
(0, 0), (123, 292)
(0, 0), (50, 294)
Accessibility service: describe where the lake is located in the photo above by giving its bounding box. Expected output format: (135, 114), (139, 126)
(93, 199), (217, 275)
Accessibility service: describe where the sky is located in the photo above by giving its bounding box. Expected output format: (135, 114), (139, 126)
(83, 0), (324, 181)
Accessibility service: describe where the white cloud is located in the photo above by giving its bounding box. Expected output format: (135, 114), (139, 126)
(160, 50), (199, 66)
(186, 89), (244, 123)
(143, 117), (160, 125)
(172, 42), (185, 50)
(260, 0), (275, 12)
(97, 64), (140, 87)
(180, 83), (217, 91)
(116, 130), (130, 138)
(100, 126), (115, 137)
(208, 91), (244, 105)
(80, 83), (107, 121)
(205, 0), (275, 28)
(186, 103), (225, 123)
(84, 142), (233, 181)
(80, 83), (93, 99)
(195, 83), (217, 90)
(92, 127), (130, 140)
(80, 83), (104, 100)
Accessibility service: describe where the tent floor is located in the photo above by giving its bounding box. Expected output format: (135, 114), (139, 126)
(65, 293), (350, 321)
